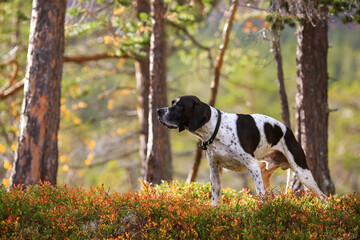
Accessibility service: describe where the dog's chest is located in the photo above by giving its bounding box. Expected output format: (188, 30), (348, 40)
(207, 120), (248, 172)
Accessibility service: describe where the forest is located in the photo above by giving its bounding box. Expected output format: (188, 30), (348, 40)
(0, 0), (359, 196)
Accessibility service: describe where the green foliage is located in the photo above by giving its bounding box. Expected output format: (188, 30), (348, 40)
(0, 181), (359, 239)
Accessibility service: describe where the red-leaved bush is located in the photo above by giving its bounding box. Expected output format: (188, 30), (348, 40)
(0, 181), (359, 239)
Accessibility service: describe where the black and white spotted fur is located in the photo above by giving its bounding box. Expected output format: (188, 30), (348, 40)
(157, 95), (326, 206)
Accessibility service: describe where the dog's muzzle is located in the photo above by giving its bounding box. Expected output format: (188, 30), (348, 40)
(157, 108), (177, 129)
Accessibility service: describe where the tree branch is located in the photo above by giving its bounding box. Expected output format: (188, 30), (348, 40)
(63, 52), (131, 64)
(0, 79), (24, 100)
(69, 149), (139, 169)
(166, 20), (211, 51)
(209, 0), (239, 107)
(0, 52), (133, 101)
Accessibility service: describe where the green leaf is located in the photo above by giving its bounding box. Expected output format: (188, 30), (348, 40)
(139, 12), (149, 22)
(117, 0), (131, 7)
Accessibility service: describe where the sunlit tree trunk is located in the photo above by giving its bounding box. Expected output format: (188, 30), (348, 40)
(135, 0), (150, 177)
(144, 0), (172, 184)
(10, 0), (66, 188)
(295, 6), (335, 195)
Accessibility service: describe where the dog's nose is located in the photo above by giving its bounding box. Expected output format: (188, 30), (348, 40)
(157, 108), (163, 115)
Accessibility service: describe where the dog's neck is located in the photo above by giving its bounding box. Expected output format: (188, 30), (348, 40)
(193, 106), (220, 142)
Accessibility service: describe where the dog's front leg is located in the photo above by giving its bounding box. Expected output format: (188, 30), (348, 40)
(207, 153), (223, 206)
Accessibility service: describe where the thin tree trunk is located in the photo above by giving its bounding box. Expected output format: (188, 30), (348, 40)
(187, 0), (238, 183)
(295, 7), (335, 195)
(144, 0), (172, 184)
(10, 0), (66, 188)
(135, 0), (150, 177)
(271, 26), (290, 128)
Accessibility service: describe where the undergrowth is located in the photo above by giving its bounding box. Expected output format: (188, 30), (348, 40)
(0, 181), (359, 239)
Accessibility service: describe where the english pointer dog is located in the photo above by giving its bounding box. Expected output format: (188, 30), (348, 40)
(157, 95), (326, 206)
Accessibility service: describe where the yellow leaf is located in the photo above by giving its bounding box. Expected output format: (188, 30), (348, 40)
(117, 128), (127, 135)
(78, 101), (87, 108)
(60, 155), (69, 163)
(120, 89), (129, 96)
(85, 152), (94, 166)
(64, 110), (71, 120)
(87, 152), (95, 161)
(10, 125), (18, 132)
(60, 98), (66, 104)
(82, 66), (90, 72)
(113, 6), (125, 15)
(138, 25), (147, 33)
(126, 139), (132, 145)
(11, 144), (17, 152)
(2, 178), (10, 188)
(62, 164), (69, 172)
(3, 160), (11, 169)
(12, 109), (18, 116)
(87, 140), (96, 150)
(107, 99), (114, 110)
(73, 116), (82, 125)
(116, 58), (125, 69)
(85, 159), (91, 166)
(0, 144), (6, 153)
(104, 35), (113, 44)
(110, 132), (116, 137)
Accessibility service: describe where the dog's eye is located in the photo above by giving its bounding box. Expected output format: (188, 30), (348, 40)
(176, 102), (183, 107)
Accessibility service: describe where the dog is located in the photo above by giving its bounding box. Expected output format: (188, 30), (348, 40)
(157, 95), (326, 206)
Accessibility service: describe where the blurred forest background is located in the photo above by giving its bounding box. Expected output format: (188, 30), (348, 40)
(0, 0), (359, 194)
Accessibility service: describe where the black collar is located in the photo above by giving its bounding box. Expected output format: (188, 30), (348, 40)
(200, 109), (221, 150)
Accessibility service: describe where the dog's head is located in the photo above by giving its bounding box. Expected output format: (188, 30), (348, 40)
(157, 95), (211, 132)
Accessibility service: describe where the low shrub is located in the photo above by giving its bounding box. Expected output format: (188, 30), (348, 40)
(0, 181), (359, 239)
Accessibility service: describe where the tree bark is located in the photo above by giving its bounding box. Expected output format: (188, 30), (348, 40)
(144, 0), (172, 184)
(10, 0), (66, 188)
(295, 9), (335, 195)
(135, 0), (151, 178)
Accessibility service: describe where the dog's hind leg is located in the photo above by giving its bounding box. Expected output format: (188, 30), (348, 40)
(259, 151), (290, 191)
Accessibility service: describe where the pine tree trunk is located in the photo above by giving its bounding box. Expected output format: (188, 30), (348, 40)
(295, 10), (335, 195)
(135, 0), (150, 177)
(144, 0), (172, 184)
(10, 0), (66, 188)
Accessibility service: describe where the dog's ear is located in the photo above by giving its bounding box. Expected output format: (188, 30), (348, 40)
(188, 101), (211, 132)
